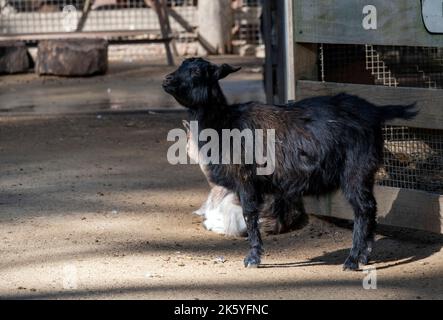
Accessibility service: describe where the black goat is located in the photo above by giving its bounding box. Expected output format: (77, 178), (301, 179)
(162, 58), (418, 270)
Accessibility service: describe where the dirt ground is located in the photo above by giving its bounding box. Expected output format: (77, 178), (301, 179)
(0, 57), (442, 300)
(0, 56), (265, 115)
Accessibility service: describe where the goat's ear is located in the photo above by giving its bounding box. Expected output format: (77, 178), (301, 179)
(214, 64), (241, 80)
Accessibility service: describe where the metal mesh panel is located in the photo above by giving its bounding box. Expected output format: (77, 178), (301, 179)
(233, 0), (262, 45)
(374, 45), (443, 89)
(320, 44), (443, 89)
(379, 126), (443, 193)
(0, 1), (197, 35)
(319, 43), (443, 194)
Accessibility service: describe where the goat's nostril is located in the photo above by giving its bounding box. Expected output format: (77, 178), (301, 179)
(163, 75), (175, 87)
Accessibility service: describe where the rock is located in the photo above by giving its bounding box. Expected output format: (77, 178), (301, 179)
(36, 39), (108, 76)
(0, 41), (31, 74)
(239, 44), (256, 57)
(255, 45), (266, 58)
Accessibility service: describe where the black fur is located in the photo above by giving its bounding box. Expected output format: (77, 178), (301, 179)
(163, 58), (418, 270)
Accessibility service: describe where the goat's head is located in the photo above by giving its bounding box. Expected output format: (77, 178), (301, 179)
(162, 58), (241, 109)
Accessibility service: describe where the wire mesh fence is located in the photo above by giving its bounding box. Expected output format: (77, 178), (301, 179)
(232, 0), (262, 46)
(379, 126), (443, 194)
(319, 43), (443, 194)
(0, 1), (196, 35)
(0, 0), (262, 58)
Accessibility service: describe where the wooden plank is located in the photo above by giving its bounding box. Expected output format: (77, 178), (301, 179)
(167, 8), (196, 33)
(145, 0), (174, 66)
(296, 81), (443, 130)
(0, 30), (163, 41)
(304, 186), (443, 234)
(76, 0), (92, 32)
(292, 44), (318, 101)
(289, 0), (319, 102)
(294, 0), (443, 47)
(2, 38), (170, 49)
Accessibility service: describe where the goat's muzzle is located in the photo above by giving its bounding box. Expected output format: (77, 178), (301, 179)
(162, 74), (176, 92)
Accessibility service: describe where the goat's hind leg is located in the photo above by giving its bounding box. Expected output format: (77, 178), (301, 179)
(342, 184), (377, 271)
(238, 188), (264, 268)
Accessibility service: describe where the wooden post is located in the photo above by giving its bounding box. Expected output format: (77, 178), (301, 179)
(262, 0), (276, 104)
(197, 0), (233, 55)
(262, 0), (315, 104)
(159, 0), (178, 57)
(284, 0), (295, 102)
(145, 0), (175, 66)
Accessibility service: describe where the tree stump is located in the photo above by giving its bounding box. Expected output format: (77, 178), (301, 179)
(0, 41), (31, 74)
(36, 39), (108, 76)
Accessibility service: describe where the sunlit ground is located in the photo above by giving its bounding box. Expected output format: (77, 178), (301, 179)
(0, 112), (441, 299)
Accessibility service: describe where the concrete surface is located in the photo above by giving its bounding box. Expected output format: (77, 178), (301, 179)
(0, 56), (265, 115)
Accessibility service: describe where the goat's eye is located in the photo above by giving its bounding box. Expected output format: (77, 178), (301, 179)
(190, 68), (201, 77)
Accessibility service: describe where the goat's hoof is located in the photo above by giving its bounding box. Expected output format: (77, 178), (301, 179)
(243, 254), (261, 268)
(246, 262), (259, 268)
(343, 257), (359, 271)
(358, 254), (370, 266)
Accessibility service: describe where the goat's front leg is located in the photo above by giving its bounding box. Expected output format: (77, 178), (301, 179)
(238, 188), (263, 268)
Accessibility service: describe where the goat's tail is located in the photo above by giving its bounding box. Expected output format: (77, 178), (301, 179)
(378, 103), (419, 121)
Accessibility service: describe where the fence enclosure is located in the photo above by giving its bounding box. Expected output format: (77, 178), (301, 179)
(0, 0), (262, 60)
(286, 0), (443, 233)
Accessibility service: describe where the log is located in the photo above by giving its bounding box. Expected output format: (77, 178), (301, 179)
(0, 41), (31, 74)
(36, 39), (108, 76)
